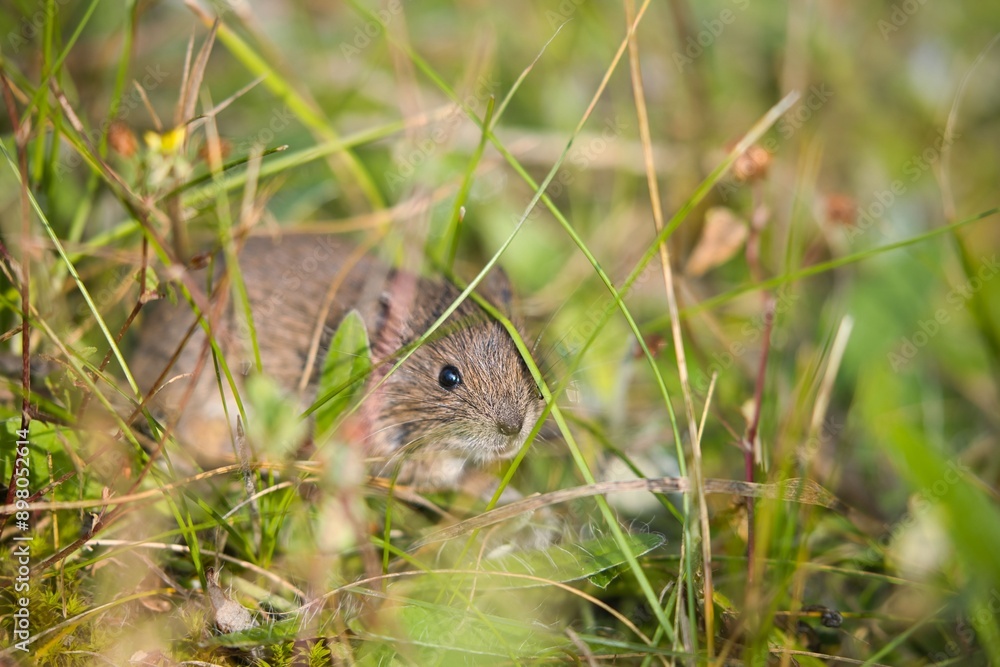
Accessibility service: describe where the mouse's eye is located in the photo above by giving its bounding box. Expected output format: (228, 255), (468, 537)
(438, 365), (462, 390)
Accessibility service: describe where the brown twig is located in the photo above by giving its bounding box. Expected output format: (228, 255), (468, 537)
(47, 78), (213, 317)
(0, 67), (33, 528)
(623, 0), (716, 655)
(125, 271), (233, 488)
(743, 180), (775, 586)
(76, 297), (145, 418)
(744, 295), (775, 582)
(415, 476), (843, 547)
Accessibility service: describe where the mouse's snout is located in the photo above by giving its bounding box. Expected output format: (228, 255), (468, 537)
(496, 414), (524, 437)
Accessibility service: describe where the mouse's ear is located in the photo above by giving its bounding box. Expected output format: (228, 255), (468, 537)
(372, 268), (418, 360)
(477, 266), (514, 314)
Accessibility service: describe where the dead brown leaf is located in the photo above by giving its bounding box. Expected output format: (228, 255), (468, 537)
(685, 206), (748, 276)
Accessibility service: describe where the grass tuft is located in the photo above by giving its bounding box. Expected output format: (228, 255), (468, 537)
(1, 1), (999, 665)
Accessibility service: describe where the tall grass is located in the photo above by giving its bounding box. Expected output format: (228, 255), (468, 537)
(1, 1), (1000, 665)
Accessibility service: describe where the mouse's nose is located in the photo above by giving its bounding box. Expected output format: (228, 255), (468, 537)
(496, 415), (524, 437)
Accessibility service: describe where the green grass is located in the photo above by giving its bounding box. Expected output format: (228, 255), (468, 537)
(2, 0), (1000, 665)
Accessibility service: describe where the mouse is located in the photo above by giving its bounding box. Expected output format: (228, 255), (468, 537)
(129, 232), (544, 490)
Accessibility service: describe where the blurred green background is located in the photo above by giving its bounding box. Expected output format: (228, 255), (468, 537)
(1, 0), (1000, 664)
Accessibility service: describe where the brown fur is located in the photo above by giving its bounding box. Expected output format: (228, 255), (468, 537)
(130, 233), (543, 489)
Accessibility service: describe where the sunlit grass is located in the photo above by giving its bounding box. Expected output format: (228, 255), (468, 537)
(1, 1), (999, 665)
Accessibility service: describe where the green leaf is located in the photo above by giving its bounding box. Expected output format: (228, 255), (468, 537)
(410, 532), (666, 592)
(314, 309), (371, 439)
(485, 532), (666, 589)
(245, 374), (308, 460)
(134, 266), (159, 295)
(345, 534), (666, 663)
(351, 596), (569, 664)
(1, 420), (95, 501)
(208, 617), (300, 648)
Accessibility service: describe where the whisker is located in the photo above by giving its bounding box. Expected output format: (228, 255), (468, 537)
(361, 416), (447, 442)
(372, 431), (440, 478)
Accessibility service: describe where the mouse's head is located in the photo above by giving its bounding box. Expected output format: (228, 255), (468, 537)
(365, 269), (544, 469)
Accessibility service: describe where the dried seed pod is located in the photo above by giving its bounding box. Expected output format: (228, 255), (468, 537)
(733, 144), (771, 183)
(108, 121), (138, 157)
(824, 192), (858, 227)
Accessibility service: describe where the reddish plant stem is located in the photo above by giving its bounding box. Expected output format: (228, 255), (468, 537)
(77, 238), (151, 418)
(0, 69), (33, 525)
(743, 181), (774, 585)
(745, 296), (775, 583)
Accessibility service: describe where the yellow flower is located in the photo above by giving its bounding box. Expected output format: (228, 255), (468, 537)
(143, 126), (186, 154)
